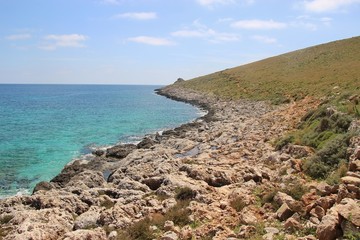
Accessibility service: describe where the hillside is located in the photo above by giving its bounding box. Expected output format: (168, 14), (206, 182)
(177, 36), (360, 104)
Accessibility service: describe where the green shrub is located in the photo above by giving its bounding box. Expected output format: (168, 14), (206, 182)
(275, 135), (294, 151)
(326, 160), (348, 185)
(303, 157), (331, 179)
(284, 183), (308, 201)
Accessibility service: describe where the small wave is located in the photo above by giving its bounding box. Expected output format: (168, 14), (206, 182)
(0, 188), (30, 200)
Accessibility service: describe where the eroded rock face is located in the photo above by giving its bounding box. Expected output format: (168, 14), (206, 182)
(3, 208), (73, 240)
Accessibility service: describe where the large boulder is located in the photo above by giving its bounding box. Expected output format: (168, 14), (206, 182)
(106, 144), (137, 159)
(316, 208), (342, 240)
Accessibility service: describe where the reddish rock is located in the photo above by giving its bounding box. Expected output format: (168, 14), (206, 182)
(316, 208), (342, 240)
(276, 203), (294, 221)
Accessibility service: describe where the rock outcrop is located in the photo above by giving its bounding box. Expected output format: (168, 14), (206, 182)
(1, 85), (359, 240)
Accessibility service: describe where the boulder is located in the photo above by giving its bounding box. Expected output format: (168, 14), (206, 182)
(335, 198), (360, 227)
(276, 203), (294, 221)
(137, 137), (157, 149)
(92, 149), (105, 157)
(316, 208), (342, 240)
(73, 207), (101, 230)
(349, 160), (360, 172)
(341, 176), (360, 186)
(33, 181), (55, 193)
(284, 217), (303, 231)
(106, 144), (137, 159)
(161, 231), (178, 240)
(164, 220), (175, 231)
(66, 170), (106, 189)
(274, 192), (295, 206)
(62, 228), (107, 240)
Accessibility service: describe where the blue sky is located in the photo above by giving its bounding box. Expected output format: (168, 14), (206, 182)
(1, 0), (359, 85)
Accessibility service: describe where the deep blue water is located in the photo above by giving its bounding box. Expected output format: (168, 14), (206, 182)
(0, 84), (202, 198)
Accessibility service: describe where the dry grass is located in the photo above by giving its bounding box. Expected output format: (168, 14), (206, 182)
(176, 36), (360, 104)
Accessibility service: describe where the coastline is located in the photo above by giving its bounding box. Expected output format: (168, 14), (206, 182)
(0, 84), (359, 240)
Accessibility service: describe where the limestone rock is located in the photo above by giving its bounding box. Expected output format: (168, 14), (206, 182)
(284, 217), (303, 231)
(274, 192), (295, 206)
(106, 144), (137, 159)
(316, 208), (342, 240)
(335, 198), (360, 227)
(341, 176), (360, 186)
(276, 203), (294, 221)
(33, 181), (55, 193)
(73, 207), (101, 230)
(62, 228), (107, 240)
(161, 231), (178, 240)
(3, 208), (73, 240)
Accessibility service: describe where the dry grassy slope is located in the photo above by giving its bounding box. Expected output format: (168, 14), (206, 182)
(178, 36), (360, 102)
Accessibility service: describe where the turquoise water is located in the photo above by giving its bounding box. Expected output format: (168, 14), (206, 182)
(0, 84), (202, 198)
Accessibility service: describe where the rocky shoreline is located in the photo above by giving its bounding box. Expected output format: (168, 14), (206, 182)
(1, 84), (359, 240)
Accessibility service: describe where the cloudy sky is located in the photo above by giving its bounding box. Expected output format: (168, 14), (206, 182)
(1, 0), (359, 85)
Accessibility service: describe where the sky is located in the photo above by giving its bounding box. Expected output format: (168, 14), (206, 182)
(0, 0), (359, 85)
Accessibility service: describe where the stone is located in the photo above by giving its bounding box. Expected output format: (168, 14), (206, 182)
(265, 227), (280, 234)
(284, 217), (303, 231)
(92, 149), (105, 156)
(335, 198), (360, 227)
(164, 220), (175, 231)
(239, 208), (258, 225)
(276, 203), (294, 221)
(316, 208), (342, 240)
(108, 231), (118, 240)
(105, 144), (137, 159)
(310, 206), (326, 221)
(341, 176), (360, 186)
(274, 192), (295, 206)
(32, 181), (55, 193)
(349, 160), (360, 171)
(137, 137), (157, 149)
(161, 231), (178, 240)
(73, 207), (100, 230)
(62, 228), (107, 240)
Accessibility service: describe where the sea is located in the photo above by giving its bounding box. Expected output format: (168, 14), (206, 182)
(0, 84), (203, 199)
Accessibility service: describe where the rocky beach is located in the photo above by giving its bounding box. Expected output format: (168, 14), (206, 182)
(0, 84), (359, 240)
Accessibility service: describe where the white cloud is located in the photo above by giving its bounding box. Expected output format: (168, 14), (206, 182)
(231, 19), (287, 30)
(5, 34), (32, 40)
(127, 36), (175, 46)
(292, 15), (333, 30)
(113, 12), (157, 20)
(251, 35), (277, 44)
(302, 0), (360, 12)
(172, 20), (240, 43)
(40, 34), (88, 50)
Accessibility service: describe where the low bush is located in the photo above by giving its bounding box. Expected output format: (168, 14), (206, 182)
(117, 200), (192, 240)
(326, 160), (348, 185)
(230, 197), (247, 212)
(175, 187), (197, 201)
(284, 183), (308, 201)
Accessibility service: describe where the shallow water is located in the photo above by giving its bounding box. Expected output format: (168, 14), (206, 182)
(0, 84), (202, 198)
